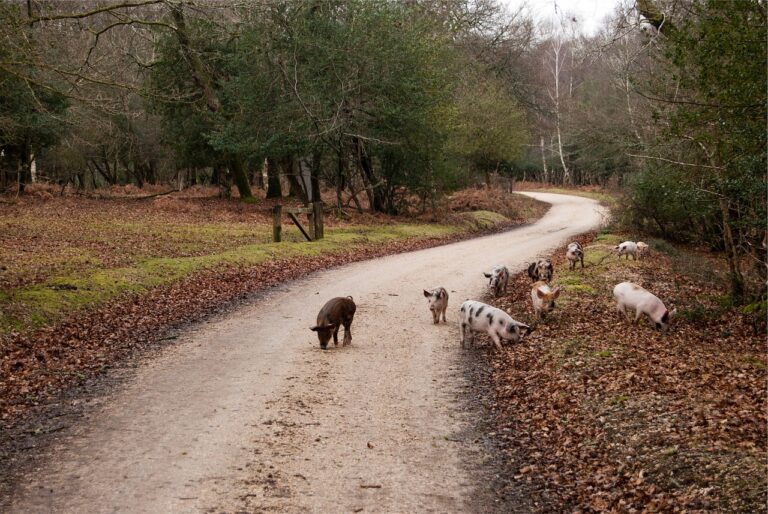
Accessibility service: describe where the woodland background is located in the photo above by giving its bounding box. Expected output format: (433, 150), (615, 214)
(0, 0), (765, 302)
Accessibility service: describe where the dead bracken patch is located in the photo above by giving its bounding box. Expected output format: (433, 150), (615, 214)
(485, 232), (766, 513)
(445, 187), (548, 223)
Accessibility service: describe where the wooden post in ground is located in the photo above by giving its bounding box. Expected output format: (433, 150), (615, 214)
(272, 204), (282, 242)
(313, 202), (324, 239)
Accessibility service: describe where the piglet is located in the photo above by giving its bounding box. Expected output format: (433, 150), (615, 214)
(531, 281), (561, 319)
(423, 287), (449, 324)
(483, 265), (509, 298)
(459, 300), (530, 351)
(566, 242), (584, 270)
(615, 241), (638, 260)
(310, 296), (356, 349)
(613, 282), (676, 331)
(527, 259), (554, 282)
(636, 241), (649, 259)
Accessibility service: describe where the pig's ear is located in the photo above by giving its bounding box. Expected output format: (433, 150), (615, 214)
(518, 323), (531, 336)
(536, 287), (546, 299)
(439, 290), (446, 299)
(552, 287), (562, 299)
(423, 289), (431, 298)
(483, 272), (492, 278)
(309, 325), (320, 332)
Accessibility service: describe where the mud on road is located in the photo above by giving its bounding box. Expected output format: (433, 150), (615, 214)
(2, 193), (604, 513)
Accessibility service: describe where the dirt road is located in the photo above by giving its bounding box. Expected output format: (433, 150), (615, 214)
(3, 192), (604, 513)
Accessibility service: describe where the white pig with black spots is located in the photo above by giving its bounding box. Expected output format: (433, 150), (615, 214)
(459, 300), (530, 351)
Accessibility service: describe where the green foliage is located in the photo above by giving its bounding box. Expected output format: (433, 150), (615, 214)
(624, 168), (716, 242)
(147, 0), (530, 210)
(621, 0), (766, 299)
(147, 18), (221, 169)
(448, 70), (529, 179)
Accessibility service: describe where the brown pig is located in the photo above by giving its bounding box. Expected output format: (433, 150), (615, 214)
(310, 296), (357, 350)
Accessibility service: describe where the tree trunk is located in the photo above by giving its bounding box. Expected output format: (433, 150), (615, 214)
(213, 164), (230, 198)
(229, 159), (253, 200)
(266, 157), (282, 199)
(169, 3), (251, 201)
(29, 152), (36, 183)
(719, 196), (745, 303)
(354, 137), (384, 212)
(133, 164), (145, 188)
(548, 36), (571, 185)
(251, 164), (263, 189)
(310, 148), (322, 203)
(169, 3), (220, 113)
(335, 147), (346, 210)
(19, 142), (33, 193)
(284, 157), (308, 203)
(91, 160), (112, 186)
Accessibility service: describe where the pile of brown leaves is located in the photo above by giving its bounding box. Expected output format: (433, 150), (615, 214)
(486, 233), (766, 512)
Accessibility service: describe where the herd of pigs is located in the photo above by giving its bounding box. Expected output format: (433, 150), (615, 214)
(309, 239), (674, 351)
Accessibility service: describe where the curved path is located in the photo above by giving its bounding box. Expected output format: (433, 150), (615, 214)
(4, 192), (604, 513)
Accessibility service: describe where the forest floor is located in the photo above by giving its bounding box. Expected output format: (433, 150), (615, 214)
(0, 185), (545, 426)
(484, 231), (766, 513)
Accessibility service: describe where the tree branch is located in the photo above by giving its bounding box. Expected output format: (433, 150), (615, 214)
(626, 153), (724, 169)
(27, 0), (164, 25)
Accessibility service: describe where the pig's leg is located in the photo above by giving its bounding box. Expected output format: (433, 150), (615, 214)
(432, 309), (439, 324)
(333, 326), (340, 346)
(343, 321), (352, 345)
(441, 304), (447, 323)
(490, 331), (504, 352)
(633, 309), (643, 325)
(617, 303), (630, 323)
(459, 322), (466, 348)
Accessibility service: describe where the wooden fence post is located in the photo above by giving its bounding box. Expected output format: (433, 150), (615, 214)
(313, 202), (324, 239)
(272, 204), (282, 242)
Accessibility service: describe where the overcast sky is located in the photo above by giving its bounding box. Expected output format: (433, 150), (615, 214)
(501, 0), (622, 35)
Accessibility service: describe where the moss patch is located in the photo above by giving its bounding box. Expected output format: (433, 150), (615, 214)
(456, 210), (510, 230)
